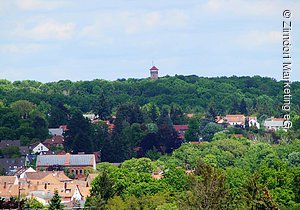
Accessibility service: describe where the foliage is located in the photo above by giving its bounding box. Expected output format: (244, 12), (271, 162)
(48, 190), (63, 210)
(202, 122), (223, 141)
(24, 198), (44, 209)
(85, 171), (115, 209)
(120, 157), (155, 173)
(1, 146), (20, 158)
(184, 116), (200, 141)
(180, 160), (230, 209)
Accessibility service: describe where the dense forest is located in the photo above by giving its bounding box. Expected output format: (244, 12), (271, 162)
(0, 75), (299, 118)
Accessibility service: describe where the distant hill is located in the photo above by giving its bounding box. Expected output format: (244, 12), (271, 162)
(0, 75), (299, 116)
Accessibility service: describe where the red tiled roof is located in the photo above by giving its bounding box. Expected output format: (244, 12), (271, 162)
(270, 117), (285, 121)
(174, 125), (188, 132)
(150, 66), (159, 71)
(225, 115), (245, 123)
(43, 135), (64, 146)
(174, 125), (188, 139)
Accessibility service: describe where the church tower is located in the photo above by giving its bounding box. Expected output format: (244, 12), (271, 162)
(150, 65), (159, 80)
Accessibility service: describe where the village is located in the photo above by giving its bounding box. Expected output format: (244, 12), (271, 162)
(0, 111), (288, 208)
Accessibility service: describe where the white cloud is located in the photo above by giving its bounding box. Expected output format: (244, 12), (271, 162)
(15, 0), (66, 11)
(202, 0), (287, 17)
(14, 20), (76, 40)
(237, 30), (281, 48)
(81, 9), (189, 39)
(0, 43), (46, 54)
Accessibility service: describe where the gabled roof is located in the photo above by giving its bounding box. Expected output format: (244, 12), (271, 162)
(20, 146), (30, 156)
(0, 176), (18, 185)
(25, 171), (71, 182)
(36, 153), (95, 167)
(0, 140), (21, 148)
(43, 135), (64, 146)
(264, 117), (284, 127)
(13, 167), (36, 177)
(25, 171), (53, 180)
(49, 128), (64, 136)
(150, 66), (159, 71)
(0, 157), (26, 175)
(225, 114), (245, 123)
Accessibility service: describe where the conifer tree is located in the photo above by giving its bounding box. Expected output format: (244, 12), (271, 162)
(48, 190), (63, 210)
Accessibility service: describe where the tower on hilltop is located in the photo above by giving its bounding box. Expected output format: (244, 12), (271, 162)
(150, 65), (159, 80)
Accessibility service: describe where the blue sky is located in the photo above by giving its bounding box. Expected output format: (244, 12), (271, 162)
(0, 0), (299, 82)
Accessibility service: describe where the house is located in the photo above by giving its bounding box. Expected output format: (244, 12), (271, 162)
(174, 125), (189, 140)
(13, 167), (36, 178)
(49, 128), (64, 136)
(0, 176), (19, 186)
(0, 157), (26, 175)
(36, 153), (96, 179)
(43, 135), (64, 148)
(264, 117), (285, 131)
(19, 146), (30, 157)
(224, 115), (245, 127)
(25, 154), (37, 167)
(248, 116), (260, 129)
(0, 171), (90, 207)
(32, 143), (49, 154)
(49, 125), (68, 137)
(0, 140), (21, 148)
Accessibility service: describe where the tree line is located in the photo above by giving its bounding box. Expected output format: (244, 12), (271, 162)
(86, 137), (300, 209)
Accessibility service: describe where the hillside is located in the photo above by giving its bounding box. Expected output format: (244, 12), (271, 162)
(0, 75), (299, 117)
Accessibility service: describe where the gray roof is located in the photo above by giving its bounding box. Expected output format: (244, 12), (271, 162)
(20, 146), (30, 156)
(30, 190), (54, 199)
(49, 128), (64, 136)
(264, 120), (283, 127)
(37, 154), (95, 166)
(0, 140), (21, 148)
(0, 157), (26, 175)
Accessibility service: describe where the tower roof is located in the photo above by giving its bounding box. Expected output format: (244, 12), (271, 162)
(150, 66), (159, 71)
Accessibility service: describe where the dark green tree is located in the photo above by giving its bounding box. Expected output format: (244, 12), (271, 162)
(48, 190), (63, 210)
(170, 103), (186, 124)
(239, 99), (248, 115)
(231, 100), (240, 114)
(157, 107), (178, 153)
(184, 117), (199, 141)
(48, 105), (69, 128)
(202, 122), (223, 142)
(243, 173), (279, 210)
(181, 160), (229, 209)
(93, 90), (111, 120)
(64, 108), (94, 153)
(85, 171), (115, 209)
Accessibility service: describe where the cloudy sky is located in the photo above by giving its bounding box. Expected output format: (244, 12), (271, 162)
(0, 0), (299, 82)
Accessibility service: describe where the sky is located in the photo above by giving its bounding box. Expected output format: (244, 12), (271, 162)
(0, 0), (299, 82)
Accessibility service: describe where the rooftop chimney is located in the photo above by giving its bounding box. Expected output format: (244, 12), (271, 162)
(65, 153), (71, 165)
